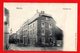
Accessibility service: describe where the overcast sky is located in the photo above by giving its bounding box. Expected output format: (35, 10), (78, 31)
(4, 3), (77, 33)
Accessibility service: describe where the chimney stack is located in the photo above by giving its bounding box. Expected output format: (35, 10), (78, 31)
(41, 11), (45, 14)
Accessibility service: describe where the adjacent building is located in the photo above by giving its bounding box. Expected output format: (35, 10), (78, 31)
(4, 8), (9, 50)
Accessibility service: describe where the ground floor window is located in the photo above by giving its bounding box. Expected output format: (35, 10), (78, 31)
(41, 37), (45, 44)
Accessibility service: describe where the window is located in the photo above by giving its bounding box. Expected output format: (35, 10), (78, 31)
(4, 16), (6, 22)
(41, 20), (45, 36)
(26, 30), (27, 35)
(30, 31), (32, 36)
(31, 30), (33, 35)
(42, 37), (45, 44)
(49, 37), (53, 42)
(57, 40), (62, 46)
(41, 21), (45, 27)
(41, 29), (45, 36)
(42, 22), (44, 25)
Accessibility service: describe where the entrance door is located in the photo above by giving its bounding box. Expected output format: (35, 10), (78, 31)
(49, 37), (56, 46)
(24, 37), (28, 46)
(30, 38), (36, 46)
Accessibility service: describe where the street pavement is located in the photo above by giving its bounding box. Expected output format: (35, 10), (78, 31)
(9, 44), (62, 51)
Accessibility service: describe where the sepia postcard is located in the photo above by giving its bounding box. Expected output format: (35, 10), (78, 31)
(4, 3), (77, 51)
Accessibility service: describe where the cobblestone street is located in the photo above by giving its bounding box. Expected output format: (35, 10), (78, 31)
(9, 44), (62, 51)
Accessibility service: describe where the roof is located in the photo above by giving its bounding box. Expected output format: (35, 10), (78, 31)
(17, 11), (53, 32)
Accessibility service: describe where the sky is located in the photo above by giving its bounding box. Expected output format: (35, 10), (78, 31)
(4, 3), (75, 33)
(4, 3), (77, 51)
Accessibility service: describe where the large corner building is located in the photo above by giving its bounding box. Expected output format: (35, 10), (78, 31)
(16, 11), (63, 47)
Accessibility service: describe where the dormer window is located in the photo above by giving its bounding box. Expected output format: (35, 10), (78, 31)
(49, 24), (52, 35)
(4, 16), (6, 22)
(49, 24), (52, 28)
(42, 37), (45, 44)
(42, 22), (44, 26)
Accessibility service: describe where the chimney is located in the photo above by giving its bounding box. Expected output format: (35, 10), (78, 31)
(41, 11), (45, 14)
(36, 9), (39, 13)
